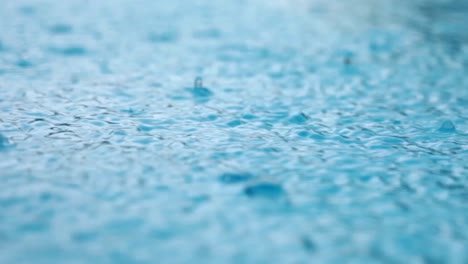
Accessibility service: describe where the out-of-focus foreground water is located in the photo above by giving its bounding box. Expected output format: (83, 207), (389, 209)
(0, 0), (468, 263)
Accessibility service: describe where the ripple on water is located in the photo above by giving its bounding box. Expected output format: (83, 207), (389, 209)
(191, 87), (213, 98)
(1, 1), (468, 263)
(438, 120), (456, 133)
(288, 113), (309, 124)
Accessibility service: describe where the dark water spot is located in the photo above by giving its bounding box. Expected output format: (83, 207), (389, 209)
(193, 28), (221, 39)
(244, 182), (285, 198)
(121, 108), (145, 116)
(72, 231), (98, 243)
(39, 191), (62, 202)
(301, 236), (317, 253)
(134, 137), (153, 145)
(438, 120), (456, 133)
(343, 57), (352, 65)
(261, 147), (280, 153)
(242, 114), (257, 120)
(109, 251), (143, 264)
(198, 114), (218, 121)
(50, 46), (87, 56)
(19, 6), (36, 15)
(16, 59), (33, 68)
(49, 24), (73, 34)
(0, 134), (11, 150)
(227, 120), (244, 127)
(150, 82), (162, 88)
(288, 113), (309, 124)
(219, 172), (254, 184)
(137, 124), (155, 132)
(331, 49), (355, 65)
(194, 77), (203, 88)
(0, 197), (27, 208)
(19, 222), (49, 232)
(191, 195), (210, 204)
(149, 228), (174, 240)
(107, 218), (143, 232)
(298, 131), (309, 137)
(192, 87), (212, 97)
(148, 31), (178, 43)
(206, 114), (218, 121)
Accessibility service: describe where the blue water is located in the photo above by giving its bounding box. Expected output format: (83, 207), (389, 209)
(1, 0), (468, 263)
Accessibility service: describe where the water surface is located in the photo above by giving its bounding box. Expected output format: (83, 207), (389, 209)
(1, 0), (467, 263)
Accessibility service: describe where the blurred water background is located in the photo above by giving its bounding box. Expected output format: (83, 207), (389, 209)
(0, 0), (468, 263)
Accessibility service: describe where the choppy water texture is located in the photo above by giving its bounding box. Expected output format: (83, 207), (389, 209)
(1, 0), (468, 263)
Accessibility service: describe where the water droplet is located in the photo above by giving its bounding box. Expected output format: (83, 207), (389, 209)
(438, 120), (456, 133)
(194, 77), (203, 88)
(189, 77), (213, 102)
